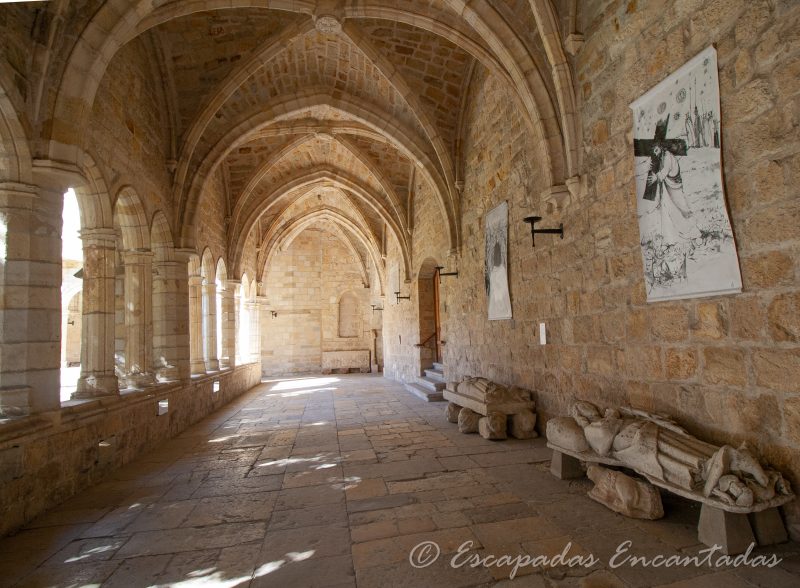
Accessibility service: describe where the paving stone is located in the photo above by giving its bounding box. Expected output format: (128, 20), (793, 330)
(260, 523), (351, 560)
(269, 504), (348, 531)
(252, 554), (356, 587)
(114, 521), (267, 558)
(1, 375), (797, 588)
(182, 491), (277, 526)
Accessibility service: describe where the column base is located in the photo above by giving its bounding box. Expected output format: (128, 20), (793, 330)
(155, 366), (180, 382)
(205, 359), (220, 372)
(74, 375), (119, 399)
(0, 386), (31, 417)
(190, 359), (207, 376)
(124, 372), (156, 389)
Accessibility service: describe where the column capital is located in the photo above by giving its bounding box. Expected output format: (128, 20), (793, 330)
(0, 182), (40, 209)
(80, 227), (118, 245)
(219, 281), (237, 296)
(189, 275), (203, 286)
(153, 258), (189, 281)
(151, 258), (184, 268)
(175, 247), (198, 263)
(121, 249), (154, 264)
(31, 158), (86, 193)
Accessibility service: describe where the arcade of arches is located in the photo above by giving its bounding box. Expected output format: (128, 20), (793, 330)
(0, 0), (799, 581)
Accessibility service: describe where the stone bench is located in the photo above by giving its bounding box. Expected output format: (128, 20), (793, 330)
(547, 443), (794, 555)
(444, 377), (537, 440)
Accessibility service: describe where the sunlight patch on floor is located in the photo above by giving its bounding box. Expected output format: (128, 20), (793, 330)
(268, 377), (339, 391)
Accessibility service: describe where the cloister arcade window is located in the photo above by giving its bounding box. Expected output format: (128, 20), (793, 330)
(60, 188), (82, 401)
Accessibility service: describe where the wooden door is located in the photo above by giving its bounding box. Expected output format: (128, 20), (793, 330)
(433, 272), (441, 363)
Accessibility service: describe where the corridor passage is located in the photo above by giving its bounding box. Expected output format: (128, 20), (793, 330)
(1, 376), (798, 588)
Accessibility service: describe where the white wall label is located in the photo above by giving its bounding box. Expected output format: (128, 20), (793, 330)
(539, 322), (546, 345)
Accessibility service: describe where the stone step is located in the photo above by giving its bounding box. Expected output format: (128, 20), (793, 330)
(417, 376), (446, 392)
(424, 368), (445, 382)
(404, 382), (444, 402)
(432, 362), (445, 372)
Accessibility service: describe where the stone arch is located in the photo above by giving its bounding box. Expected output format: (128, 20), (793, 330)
(179, 92), (453, 253)
(200, 247), (216, 283)
(231, 132), (406, 230)
(418, 257), (440, 281)
(72, 153), (114, 231)
(232, 169), (411, 285)
(0, 63), (31, 183)
(528, 0), (581, 179)
(216, 257), (228, 285)
(113, 187), (150, 251)
(47, 0), (568, 205)
(150, 210), (175, 262)
(257, 207), (384, 292)
(439, 0), (565, 185)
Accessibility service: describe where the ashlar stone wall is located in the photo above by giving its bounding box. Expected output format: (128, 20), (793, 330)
(382, 0), (800, 537)
(262, 227), (374, 375)
(382, 174), (452, 384)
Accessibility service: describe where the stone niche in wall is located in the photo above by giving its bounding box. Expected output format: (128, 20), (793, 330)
(321, 350), (371, 374)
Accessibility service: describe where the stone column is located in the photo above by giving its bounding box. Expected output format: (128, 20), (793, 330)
(245, 298), (259, 364)
(121, 250), (155, 388)
(202, 281), (219, 371)
(152, 258), (190, 381)
(233, 282), (243, 365)
(220, 279), (239, 369)
(253, 295), (268, 368)
(0, 182), (62, 415)
(75, 227), (119, 398)
(188, 274), (206, 376)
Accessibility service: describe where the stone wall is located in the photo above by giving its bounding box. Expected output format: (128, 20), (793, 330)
(262, 227), (374, 375)
(0, 362), (261, 537)
(195, 168), (230, 266)
(382, 175), (452, 384)
(382, 0), (800, 537)
(88, 36), (173, 223)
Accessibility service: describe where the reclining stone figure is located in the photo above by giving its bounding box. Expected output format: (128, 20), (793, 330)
(547, 400), (792, 509)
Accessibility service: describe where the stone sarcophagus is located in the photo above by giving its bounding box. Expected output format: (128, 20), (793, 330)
(546, 401), (795, 555)
(444, 377), (537, 440)
(321, 350), (370, 374)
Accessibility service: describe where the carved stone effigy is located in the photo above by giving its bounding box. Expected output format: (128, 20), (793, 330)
(546, 400), (795, 554)
(444, 377), (537, 440)
(587, 465), (664, 520)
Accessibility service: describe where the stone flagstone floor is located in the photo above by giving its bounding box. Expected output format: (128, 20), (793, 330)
(1, 374), (799, 588)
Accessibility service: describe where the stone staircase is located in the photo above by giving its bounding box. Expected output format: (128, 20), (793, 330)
(404, 362), (446, 402)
